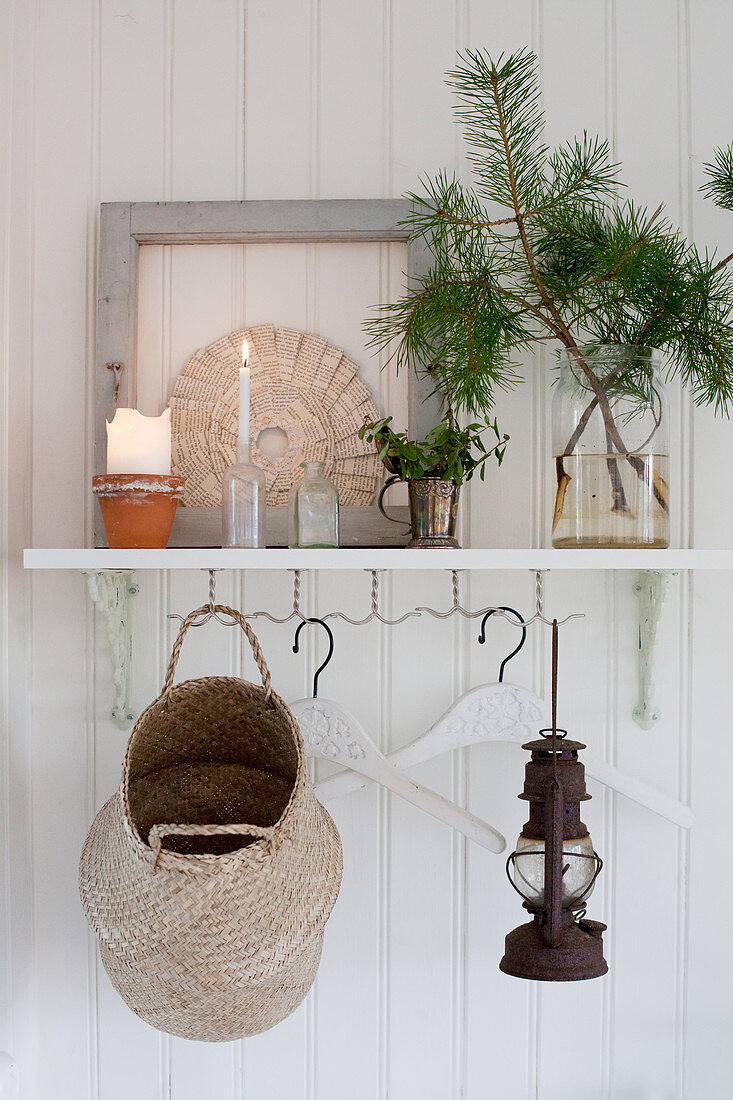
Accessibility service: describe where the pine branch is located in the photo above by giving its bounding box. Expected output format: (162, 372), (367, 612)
(447, 47), (548, 210)
(701, 145), (733, 212)
(365, 48), (733, 423)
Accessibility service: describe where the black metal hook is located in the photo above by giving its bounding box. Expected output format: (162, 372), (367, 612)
(293, 617), (334, 699)
(478, 607), (527, 682)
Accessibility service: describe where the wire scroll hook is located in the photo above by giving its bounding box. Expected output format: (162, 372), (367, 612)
(207, 568), (216, 615)
(168, 569), (238, 628)
(535, 569), (545, 621)
(416, 570), (494, 620)
(293, 617), (335, 699)
(247, 570), (307, 624)
(478, 606), (527, 682)
(323, 570), (420, 626)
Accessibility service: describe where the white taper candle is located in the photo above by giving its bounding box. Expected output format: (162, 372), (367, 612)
(239, 338), (250, 445)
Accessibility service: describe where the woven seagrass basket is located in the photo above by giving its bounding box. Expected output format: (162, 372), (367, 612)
(79, 605), (342, 1042)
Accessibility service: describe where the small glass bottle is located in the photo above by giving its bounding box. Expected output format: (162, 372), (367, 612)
(222, 443), (267, 547)
(288, 461), (339, 548)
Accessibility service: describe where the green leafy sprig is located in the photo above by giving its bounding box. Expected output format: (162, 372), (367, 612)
(358, 416), (508, 487)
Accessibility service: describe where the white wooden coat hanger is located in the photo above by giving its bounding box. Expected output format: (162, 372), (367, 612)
(316, 606), (543, 802)
(289, 617), (507, 854)
(315, 611), (694, 830)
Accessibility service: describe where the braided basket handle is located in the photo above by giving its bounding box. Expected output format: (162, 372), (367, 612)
(161, 604), (272, 703)
(149, 821), (276, 867)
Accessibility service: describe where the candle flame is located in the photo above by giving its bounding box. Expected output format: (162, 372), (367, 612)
(241, 339), (249, 366)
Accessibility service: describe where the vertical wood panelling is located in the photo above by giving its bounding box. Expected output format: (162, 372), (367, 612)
(318, 0), (384, 198)
(685, 4), (733, 1099)
(673, 7), (693, 1096)
(233, 244), (310, 1099)
(686, 574), (733, 1100)
(164, 13), (244, 1082)
(464, 0), (537, 558)
(29, 2), (100, 1097)
(2, 2), (38, 1096)
(462, 3), (537, 1095)
(244, 0), (312, 200)
(601, 13), (619, 1096)
(168, 0), (243, 201)
(612, 7), (690, 1098)
(84, 2), (103, 1079)
(165, 269), (243, 1096)
(99, 1), (168, 200)
(386, 573), (456, 1100)
(95, 4), (171, 1095)
(450, 8), (470, 1090)
(536, 9), (610, 1097)
(6, 2), (733, 1098)
(0, 0), (13, 1050)
(687, 0), (733, 551)
(370, 5), (466, 1077)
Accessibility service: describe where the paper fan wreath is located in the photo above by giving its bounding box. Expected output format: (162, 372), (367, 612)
(170, 325), (382, 508)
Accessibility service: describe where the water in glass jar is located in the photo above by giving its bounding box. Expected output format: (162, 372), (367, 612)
(552, 452), (670, 548)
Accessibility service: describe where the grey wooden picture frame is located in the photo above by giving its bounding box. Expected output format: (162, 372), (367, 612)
(95, 198), (441, 547)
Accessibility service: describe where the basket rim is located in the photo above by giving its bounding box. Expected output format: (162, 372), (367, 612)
(120, 676), (306, 868)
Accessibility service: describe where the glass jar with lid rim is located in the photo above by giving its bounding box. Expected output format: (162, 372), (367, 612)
(551, 344), (670, 549)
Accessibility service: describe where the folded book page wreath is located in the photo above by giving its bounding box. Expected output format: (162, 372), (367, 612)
(170, 324), (382, 508)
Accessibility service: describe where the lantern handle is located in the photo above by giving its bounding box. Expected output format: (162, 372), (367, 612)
(551, 618), (559, 751)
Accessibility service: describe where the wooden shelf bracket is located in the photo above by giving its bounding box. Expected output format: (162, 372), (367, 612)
(84, 569), (139, 728)
(632, 569), (676, 730)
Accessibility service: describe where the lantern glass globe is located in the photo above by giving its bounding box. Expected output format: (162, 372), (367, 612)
(511, 832), (597, 909)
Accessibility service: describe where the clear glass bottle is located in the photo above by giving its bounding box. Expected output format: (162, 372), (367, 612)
(551, 345), (670, 549)
(288, 461), (339, 548)
(222, 443), (267, 547)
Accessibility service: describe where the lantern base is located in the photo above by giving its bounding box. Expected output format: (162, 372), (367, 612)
(500, 916), (608, 982)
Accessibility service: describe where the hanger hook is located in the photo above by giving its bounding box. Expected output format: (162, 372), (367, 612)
(207, 569), (217, 615)
(478, 607), (527, 682)
(293, 617), (335, 698)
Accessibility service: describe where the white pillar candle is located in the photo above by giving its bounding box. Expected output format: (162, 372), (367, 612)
(239, 339), (250, 445)
(106, 408), (172, 475)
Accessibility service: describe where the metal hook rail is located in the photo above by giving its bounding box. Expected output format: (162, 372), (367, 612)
(415, 569), (583, 628)
(322, 570), (421, 626)
(169, 567), (584, 635)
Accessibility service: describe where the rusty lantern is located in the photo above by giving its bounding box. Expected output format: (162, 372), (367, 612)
(500, 620), (607, 982)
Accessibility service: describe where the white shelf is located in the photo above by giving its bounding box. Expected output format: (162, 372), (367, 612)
(22, 547), (733, 571)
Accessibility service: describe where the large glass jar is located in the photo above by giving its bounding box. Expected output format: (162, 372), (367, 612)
(551, 345), (670, 548)
(288, 461), (339, 548)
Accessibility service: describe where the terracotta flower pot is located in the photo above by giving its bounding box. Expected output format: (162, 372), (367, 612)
(93, 474), (185, 549)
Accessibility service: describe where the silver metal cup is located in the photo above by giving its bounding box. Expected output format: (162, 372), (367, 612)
(378, 476), (461, 548)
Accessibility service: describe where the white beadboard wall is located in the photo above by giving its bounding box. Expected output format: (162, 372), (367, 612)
(2, 2), (733, 1098)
